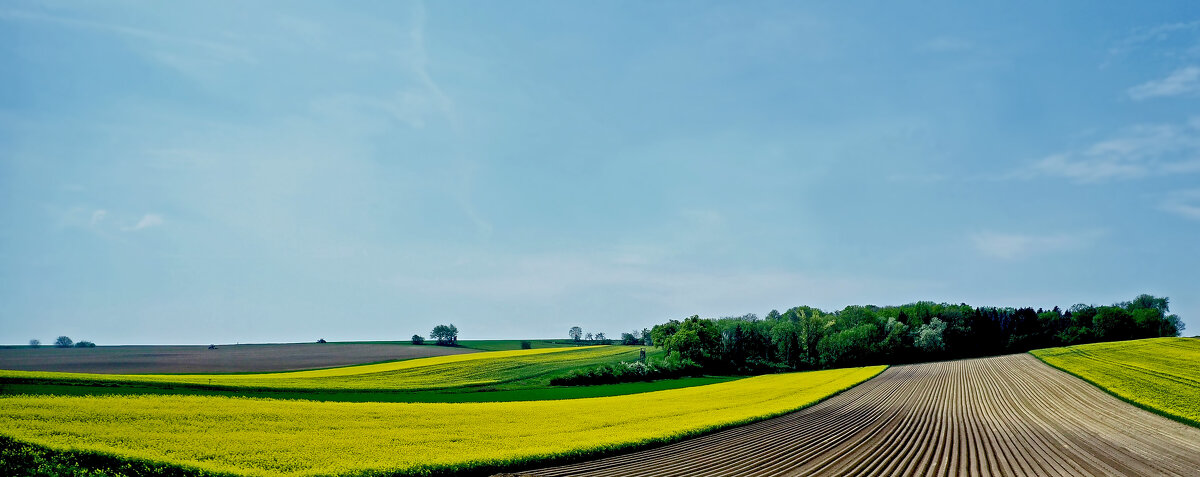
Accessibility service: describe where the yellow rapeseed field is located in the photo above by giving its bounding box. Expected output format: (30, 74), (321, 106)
(0, 346), (636, 390)
(0, 365), (884, 476)
(1032, 337), (1200, 426)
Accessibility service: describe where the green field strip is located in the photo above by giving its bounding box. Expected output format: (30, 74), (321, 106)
(0, 375), (741, 403)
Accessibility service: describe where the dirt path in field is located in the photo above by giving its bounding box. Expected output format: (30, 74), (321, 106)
(515, 354), (1200, 476)
(0, 343), (475, 374)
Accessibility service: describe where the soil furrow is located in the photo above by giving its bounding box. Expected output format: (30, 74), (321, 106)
(512, 354), (1200, 477)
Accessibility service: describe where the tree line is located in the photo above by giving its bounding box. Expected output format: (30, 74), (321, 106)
(649, 294), (1184, 373)
(568, 326), (652, 346)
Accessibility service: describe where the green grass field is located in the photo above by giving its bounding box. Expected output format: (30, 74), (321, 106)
(1031, 337), (1200, 427)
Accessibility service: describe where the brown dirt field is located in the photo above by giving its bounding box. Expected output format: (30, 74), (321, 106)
(514, 354), (1200, 477)
(0, 343), (476, 374)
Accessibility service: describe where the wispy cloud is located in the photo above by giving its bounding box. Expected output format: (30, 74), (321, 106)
(971, 230), (1103, 260)
(123, 214), (164, 231)
(1161, 189), (1200, 220)
(1021, 119), (1200, 183)
(386, 251), (938, 314)
(90, 209), (107, 225)
(0, 8), (255, 77)
(1106, 20), (1200, 66)
(1128, 66), (1200, 100)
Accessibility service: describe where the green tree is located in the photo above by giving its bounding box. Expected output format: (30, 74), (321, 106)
(569, 326), (583, 341)
(28, 339), (40, 348)
(662, 316), (720, 365)
(1093, 307), (1134, 341)
(650, 320), (681, 348)
(54, 336), (73, 348)
(914, 318), (946, 352)
(430, 324), (458, 346)
(816, 323), (877, 367)
(879, 317), (910, 357)
(411, 334), (425, 345)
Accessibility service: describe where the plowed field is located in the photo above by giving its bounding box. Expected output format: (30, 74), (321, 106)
(517, 354), (1200, 476)
(0, 343), (474, 373)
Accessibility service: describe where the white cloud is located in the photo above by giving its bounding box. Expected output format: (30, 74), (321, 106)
(90, 209), (107, 225)
(1161, 189), (1200, 220)
(123, 214), (164, 231)
(1025, 120), (1200, 183)
(971, 230), (1103, 260)
(1128, 66), (1200, 100)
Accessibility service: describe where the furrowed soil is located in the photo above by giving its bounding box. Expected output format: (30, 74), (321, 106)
(0, 343), (475, 374)
(515, 354), (1200, 477)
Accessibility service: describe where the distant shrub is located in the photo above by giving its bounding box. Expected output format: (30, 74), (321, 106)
(54, 336), (73, 348)
(520, 341), (532, 349)
(411, 335), (425, 345)
(317, 338), (327, 343)
(28, 339), (40, 348)
(74, 341), (96, 348)
(549, 355), (704, 386)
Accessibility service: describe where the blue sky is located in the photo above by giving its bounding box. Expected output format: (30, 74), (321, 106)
(2, 1), (1198, 344)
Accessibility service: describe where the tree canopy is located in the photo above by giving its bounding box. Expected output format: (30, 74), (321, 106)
(430, 324), (458, 346)
(648, 294), (1183, 373)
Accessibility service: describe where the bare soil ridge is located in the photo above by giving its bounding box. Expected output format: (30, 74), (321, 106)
(516, 354), (1200, 476)
(0, 343), (474, 374)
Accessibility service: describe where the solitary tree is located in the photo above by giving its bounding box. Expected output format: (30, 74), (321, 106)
(569, 326), (583, 342)
(29, 339), (40, 348)
(431, 324), (459, 346)
(595, 332), (606, 342)
(54, 336), (73, 348)
(411, 334), (425, 345)
(585, 332), (594, 341)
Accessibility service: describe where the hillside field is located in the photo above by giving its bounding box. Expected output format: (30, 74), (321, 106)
(0, 365), (884, 476)
(0, 345), (688, 403)
(524, 353), (1200, 476)
(0, 342), (476, 374)
(1031, 337), (1200, 426)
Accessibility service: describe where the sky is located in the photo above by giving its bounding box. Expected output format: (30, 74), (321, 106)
(2, 1), (1199, 345)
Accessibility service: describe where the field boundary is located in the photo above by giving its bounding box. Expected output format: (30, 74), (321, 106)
(1029, 351), (1200, 429)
